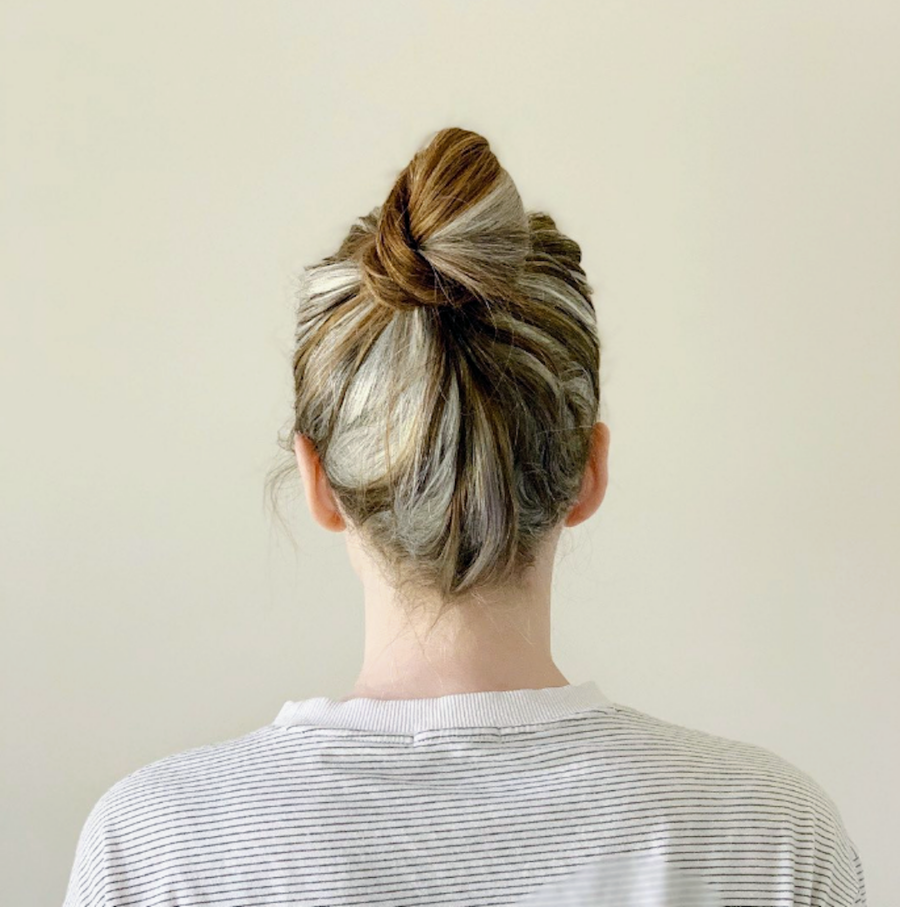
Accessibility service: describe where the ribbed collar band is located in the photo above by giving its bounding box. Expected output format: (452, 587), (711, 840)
(273, 680), (613, 735)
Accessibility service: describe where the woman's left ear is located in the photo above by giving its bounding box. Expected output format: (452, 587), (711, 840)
(293, 432), (346, 533)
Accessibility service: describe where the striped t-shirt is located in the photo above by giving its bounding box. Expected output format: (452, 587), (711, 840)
(62, 681), (867, 906)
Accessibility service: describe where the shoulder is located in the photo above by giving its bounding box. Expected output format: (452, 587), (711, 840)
(107, 723), (274, 803)
(82, 724), (278, 839)
(610, 702), (849, 814)
(604, 703), (863, 896)
(64, 725), (279, 906)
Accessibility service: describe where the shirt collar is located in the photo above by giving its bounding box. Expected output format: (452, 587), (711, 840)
(273, 680), (614, 735)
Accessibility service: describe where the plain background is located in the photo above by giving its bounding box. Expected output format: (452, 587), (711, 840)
(1, 1), (897, 903)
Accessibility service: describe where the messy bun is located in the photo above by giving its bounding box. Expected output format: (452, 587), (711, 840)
(267, 126), (602, 622)
(360, 128), (531, 312)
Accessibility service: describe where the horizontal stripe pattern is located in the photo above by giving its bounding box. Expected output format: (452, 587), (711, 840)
(62, 683), (866, 906)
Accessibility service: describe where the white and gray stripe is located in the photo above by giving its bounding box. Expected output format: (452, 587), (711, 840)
(63, 682), (866, 906)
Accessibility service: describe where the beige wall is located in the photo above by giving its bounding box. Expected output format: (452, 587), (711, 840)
(2, 1), (897, 902)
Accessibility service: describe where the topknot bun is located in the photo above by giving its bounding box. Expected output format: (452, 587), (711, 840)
(360, 127), (531, 313)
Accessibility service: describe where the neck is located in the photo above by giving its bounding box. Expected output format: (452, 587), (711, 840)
(343, 586), (569, 701)
(341, 523), (568, 701)
(347, 656), (570, 702)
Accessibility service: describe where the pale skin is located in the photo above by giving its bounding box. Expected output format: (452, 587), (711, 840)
(293, 421), (610, 702)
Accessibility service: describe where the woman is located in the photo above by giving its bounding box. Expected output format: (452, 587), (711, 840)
(63, 127), (866, 906)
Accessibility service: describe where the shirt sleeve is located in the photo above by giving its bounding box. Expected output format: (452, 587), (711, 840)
(850, 841), (868, 906)
(62, 794), (110, 907)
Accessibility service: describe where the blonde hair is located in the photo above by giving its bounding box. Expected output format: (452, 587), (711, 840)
(267, 127), (602, 624)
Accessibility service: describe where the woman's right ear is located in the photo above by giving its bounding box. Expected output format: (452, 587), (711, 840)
(564, 421), (610, 529)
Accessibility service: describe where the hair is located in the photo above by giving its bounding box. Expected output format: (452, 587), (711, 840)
(265, 126), (602, 631)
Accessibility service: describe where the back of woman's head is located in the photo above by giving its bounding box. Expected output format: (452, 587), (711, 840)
(269, 126), (602, 619)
